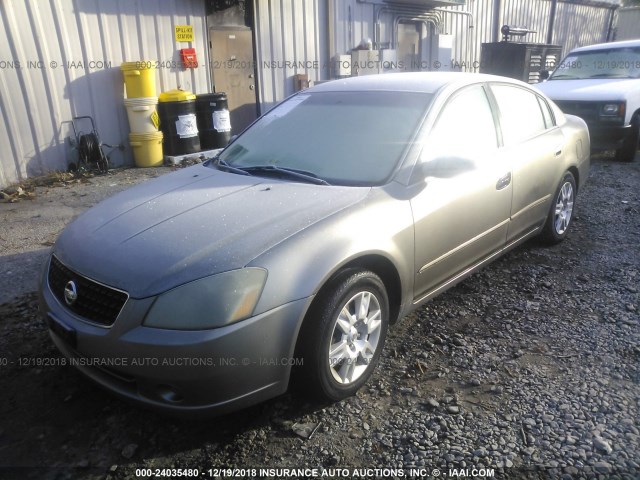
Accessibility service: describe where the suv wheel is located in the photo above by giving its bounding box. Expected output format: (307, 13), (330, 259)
(615, 114), (640, 163)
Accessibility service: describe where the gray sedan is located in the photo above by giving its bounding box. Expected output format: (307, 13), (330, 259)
(39, 72), (590, 415)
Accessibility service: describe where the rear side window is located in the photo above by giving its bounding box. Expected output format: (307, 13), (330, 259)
(537, 96), (555, 129)
(491, 84), (548, 145)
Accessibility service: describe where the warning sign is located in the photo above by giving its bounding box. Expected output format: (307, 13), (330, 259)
(175, 25), (194, 42)
(151, 110), (160, 131)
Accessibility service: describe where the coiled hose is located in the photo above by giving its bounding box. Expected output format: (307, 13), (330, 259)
(77, 133), (108, 172)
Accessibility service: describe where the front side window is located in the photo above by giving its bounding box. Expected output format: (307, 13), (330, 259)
(427, 85), (498, 156)
(491, 85), (548, 146)
(215, 91), (433, 186)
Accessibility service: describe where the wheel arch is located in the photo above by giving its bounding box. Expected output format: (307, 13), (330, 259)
(304, 254), (403, 328)
(290, 253), (402, 395)
(292, 253), (403, 362)
(335, 254), (403, 325)
(567, 165), (580, 192)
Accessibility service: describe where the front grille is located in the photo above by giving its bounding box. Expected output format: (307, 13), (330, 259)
(553, 101), (599, 123)
(48, 255), (128, 326)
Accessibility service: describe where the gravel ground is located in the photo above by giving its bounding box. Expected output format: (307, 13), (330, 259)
(0, 167), (168, 304)
(0, 155), (638, 480)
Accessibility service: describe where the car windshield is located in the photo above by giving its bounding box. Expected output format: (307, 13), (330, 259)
(213, 91), (433, 186)
(549, 46), (640, 80)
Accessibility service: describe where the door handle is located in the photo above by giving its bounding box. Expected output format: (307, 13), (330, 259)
(496, 172), (512, 190)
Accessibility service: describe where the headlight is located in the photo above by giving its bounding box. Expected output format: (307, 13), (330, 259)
(144, 268), (267, 330)
(601, 103), (620, 115)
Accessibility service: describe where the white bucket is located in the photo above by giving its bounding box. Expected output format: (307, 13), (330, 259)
(124, 97), (159, 134)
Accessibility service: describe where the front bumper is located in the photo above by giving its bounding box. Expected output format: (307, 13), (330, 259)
(39, 266), (313, 416)
(587, 123), (633, 151)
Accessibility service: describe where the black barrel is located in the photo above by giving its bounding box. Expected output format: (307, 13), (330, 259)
(196, 93), (232, 150)
(157, 96), (200, 156)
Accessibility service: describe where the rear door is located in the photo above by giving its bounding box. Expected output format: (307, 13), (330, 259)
(489, 84), (565, 243)
(411, 84), (512, 300)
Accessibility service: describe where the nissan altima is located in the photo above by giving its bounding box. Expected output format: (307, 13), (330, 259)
(40, 72), (590, 415)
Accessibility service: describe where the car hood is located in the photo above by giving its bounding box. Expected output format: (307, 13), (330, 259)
(54, 165), (369, 298)
(535, 78), (639, 101)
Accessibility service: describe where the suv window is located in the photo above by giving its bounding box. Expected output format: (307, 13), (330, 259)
(549, 46), (640, 80)
(492, 85), (547, 145)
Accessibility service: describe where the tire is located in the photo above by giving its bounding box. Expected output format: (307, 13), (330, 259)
(541, 171), (577, 245)
(615, 114), (639, 163)
(294, 269), (389, 402)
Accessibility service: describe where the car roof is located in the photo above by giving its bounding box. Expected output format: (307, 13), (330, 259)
(308, 71), (528, 94)
(570, 39), (640, 53)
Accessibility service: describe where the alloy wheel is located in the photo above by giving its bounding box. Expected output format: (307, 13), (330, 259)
(328, 291), (382, 384)
(554, 181), (574, 235)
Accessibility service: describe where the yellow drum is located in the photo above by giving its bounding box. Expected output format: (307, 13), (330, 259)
(129, 131), (164, 167)
(121, 61), (157, 98)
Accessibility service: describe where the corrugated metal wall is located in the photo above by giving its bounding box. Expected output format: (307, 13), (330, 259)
(551, 2), (613, 52)
(0, 0), (210, 188)
(329, 0), (378, 57)
(0, 0), (623, 188)
(327, 0), (617, 74)
(254, 0), (328, 113)
(615, 7), (640, 41)
(439, 0), (616, 71)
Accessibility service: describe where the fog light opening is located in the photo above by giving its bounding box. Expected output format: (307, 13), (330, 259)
(156, 384), (184, 403)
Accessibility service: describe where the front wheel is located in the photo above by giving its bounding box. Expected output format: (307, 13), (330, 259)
(294, 269), (389, 401)
(541, 171), (577, 245)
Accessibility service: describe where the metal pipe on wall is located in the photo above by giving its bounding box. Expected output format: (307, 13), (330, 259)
(328, 0), (336, 66)
(492, 0), (501, 43)
(433, 7), (474, 29)
(606, 5), (620, 42)
(393, 16), (439, 50)
(433, 7), (474, 70)
(375, 4), (443, 49)
(547, 0), (558, 45)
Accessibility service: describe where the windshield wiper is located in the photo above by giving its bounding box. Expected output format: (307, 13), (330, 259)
(588, 73), (634, 79)
(214, 158), (252, 176)
(550, 74), (578, 80)
(241, 165), (331, 186)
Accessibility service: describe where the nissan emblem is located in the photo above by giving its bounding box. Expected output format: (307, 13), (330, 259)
(64, 280), (78, 306)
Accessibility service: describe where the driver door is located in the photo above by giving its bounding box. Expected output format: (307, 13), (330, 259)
(411, 84), (512, 301)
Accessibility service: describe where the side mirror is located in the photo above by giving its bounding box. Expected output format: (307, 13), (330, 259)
(539, 70), (550, 81)
(420, 156), (476, 179)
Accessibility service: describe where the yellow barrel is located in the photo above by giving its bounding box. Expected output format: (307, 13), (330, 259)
(129, 131), (164, 167)
(121, 61), (157, 98)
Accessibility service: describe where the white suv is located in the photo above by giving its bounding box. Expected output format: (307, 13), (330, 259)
(536, 39), (640, 162)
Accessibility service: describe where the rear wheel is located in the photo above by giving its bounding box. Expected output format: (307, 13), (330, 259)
(295, 269), (389, 401)
(615, 114), (639, 163)
(541, 171), (576, 245)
